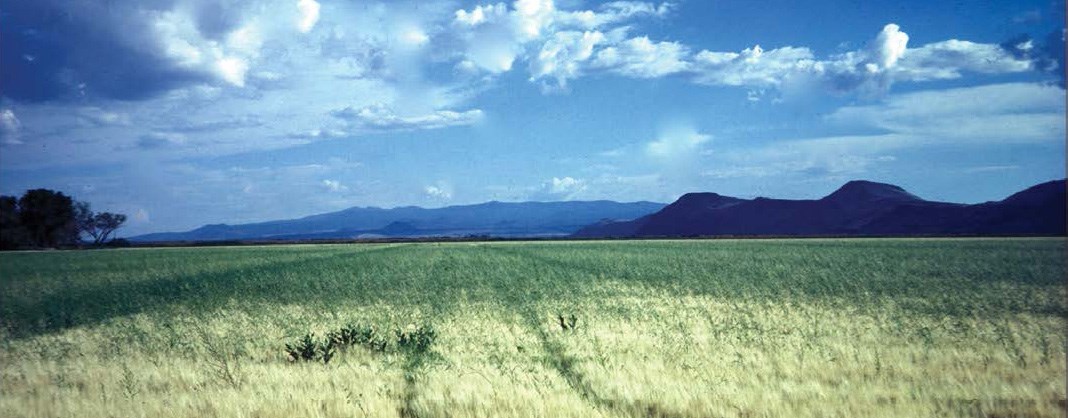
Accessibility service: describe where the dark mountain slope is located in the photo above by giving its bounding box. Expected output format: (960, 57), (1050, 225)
(575, 179), (1066, 238)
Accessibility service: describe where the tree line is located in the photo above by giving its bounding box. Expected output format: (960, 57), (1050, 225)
(1, 189), (127, 250)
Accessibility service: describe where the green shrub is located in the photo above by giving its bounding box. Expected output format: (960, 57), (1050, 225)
(330, 324), (388, 353)
(284, 334), (319, 362)
(286, 323), (434, 364)
(396, 324), (436, 353)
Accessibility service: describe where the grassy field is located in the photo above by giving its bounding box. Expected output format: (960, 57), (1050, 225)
(0, 238), (1064, 417)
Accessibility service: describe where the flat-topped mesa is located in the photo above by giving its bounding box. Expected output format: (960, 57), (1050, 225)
(821, 180), (922, 205)
(574, 179), (1066, 238)
(669, 192), (744, 211)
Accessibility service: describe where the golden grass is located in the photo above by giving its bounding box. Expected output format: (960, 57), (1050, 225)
(0, 239), (1064, 417)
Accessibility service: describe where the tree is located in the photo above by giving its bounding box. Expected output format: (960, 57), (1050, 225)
(0, 189), (126, 250)
(0, 195), (27, 250)
(18, 189), (77, 247)
(73, 201), (93, 244)
(89, 212), (127, 245)
(75, 202), (128, 245)
(74, 201), (95, 243)
(0, 196), (16, 226)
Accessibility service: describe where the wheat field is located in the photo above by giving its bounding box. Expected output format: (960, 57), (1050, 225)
(1, 238), (1064, 417)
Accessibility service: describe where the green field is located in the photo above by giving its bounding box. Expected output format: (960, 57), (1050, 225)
(0, 239), (1065, 417)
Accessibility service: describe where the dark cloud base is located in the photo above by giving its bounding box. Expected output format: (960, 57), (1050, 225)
(0, 0), (210, 102)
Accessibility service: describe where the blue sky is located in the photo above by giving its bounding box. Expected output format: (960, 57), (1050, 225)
(0, 0), (1064, 236)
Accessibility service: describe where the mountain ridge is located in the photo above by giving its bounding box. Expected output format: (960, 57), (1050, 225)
(575, 179), (1066, 238)
(130, 200), (666, 242)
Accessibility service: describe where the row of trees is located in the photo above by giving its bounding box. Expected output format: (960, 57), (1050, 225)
(1, 189), (127, 250)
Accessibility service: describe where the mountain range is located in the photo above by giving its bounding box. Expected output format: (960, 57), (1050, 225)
(130, 200), (666, 242)
(575, 179), (1066, 238)
(132, 179), (1066, 242)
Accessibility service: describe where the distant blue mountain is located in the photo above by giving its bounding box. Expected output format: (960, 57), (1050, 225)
(130, 200), (666, 242)
(574, 180), (1067, 238)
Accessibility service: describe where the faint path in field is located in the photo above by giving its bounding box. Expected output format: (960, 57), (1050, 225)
(394, 245), (448, 418)
(482, 244), (692, 418)
(490, 243), (615, 277)
(396, 354), (428, 418)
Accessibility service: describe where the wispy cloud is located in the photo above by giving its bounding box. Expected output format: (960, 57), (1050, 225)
(136, 132), (188, 149)
(76, 107), (131, 127)
(825, 82), (1065, 144)
(331, 105), (484, 132)
(702, 83), (1064, 181)
(964, 165), (1019, 173)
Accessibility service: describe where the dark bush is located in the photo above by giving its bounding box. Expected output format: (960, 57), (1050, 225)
(287, 323), (430, 364)
(396, 325), (436, 353)
(330, 324), (388, 353)
(285, 334), (319, 362)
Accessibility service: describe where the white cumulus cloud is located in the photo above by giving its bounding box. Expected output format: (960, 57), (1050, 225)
(693, 45), (816, 87)
(592, 36), (690, 78)
(535, 176), (587, 199)
(453, 0), (675, 77)
(646, 125), (711, 158)
(893, 39), (1033, 81)
(215, 56), (250, 87)
(321, 179), (347, 192)
(871, 23), (909, 70)
(153, 11), (259, 88)
(690, 23), (1036, 97)
(296, 0), (321, 33)
(424, 183), (454, 200)
(513, 0), (556, 40)
(549, 176), (584, 194)
(0, 109), (23, 145)
(455, 3), (509, 26)
(530, 31), (606, 89)
(556, 2), (670, 28)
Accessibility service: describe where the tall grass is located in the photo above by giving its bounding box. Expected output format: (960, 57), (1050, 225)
(0, 238), (1064, 417)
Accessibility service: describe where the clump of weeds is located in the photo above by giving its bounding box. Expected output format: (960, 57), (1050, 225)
(286, 323), (436, 364)
(558, 314), (578, 331)
(285, 333), (322, 363)
(395, 324), (436, 354)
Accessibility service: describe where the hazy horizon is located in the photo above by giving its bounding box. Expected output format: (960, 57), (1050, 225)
(1, 0), (1065, 236)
